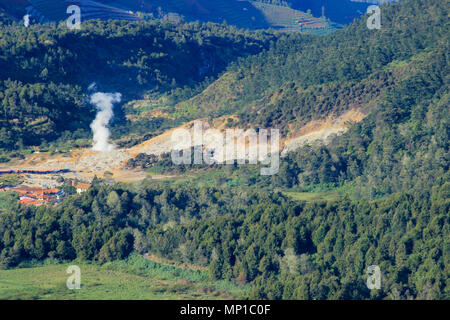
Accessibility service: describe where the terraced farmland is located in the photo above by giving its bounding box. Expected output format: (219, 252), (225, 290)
(28, 0), (140, 22)
(251, 1), (337, 33)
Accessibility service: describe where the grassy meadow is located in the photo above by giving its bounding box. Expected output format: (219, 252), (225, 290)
(0, 254), (248, 300)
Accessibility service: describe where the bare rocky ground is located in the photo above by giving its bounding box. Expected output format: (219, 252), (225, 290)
(281, 109), (367, 155)
(2, 149), (134, 186)
(3, 109), (366, 187)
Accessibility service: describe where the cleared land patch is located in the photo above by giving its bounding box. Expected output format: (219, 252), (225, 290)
(0, 256), (246, 299)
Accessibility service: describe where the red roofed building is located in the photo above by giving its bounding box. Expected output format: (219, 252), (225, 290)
(18, 197), (44, 207)
(15, 186), (62, 206)
(76, 183), (91, 194)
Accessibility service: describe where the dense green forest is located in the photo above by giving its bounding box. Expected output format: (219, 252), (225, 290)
(178, 0), (447, 122)
(171, 0), (449, 198)
(277, 47), (449, 198)
(0, 18), (275, 151)
(159, 2), (448, 201)
(0, 176), (448, 299)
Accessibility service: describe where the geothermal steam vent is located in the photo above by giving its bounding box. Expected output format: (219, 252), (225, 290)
(90, 92), (121, 152)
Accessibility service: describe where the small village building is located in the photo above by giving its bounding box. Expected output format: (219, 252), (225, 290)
(5, 186), (63, 207)
(76, 183), (91, 194)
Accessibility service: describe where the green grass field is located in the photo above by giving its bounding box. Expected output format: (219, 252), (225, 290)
(0, 255), (247, 300)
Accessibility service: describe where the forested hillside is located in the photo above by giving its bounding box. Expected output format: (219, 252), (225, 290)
(0, 175), (448, 299)
(0, 0), (448, 300)
(174, 0), (448, 198)
(179, 0), (446, 123)
(0, 19), (274, 151)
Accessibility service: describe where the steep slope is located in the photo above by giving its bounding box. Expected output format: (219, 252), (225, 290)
(174, 0), (446, 132)
(158, 0), (448, 198)
(0, 0), (336, 32)
(0, 20), (274, 152)
(288, 0), (373, 24)
(0, 0), (447, 302)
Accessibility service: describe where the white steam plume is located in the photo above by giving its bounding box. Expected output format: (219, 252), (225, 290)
(23, 15), (30, 28)
(90, 92), (121, 152)
(88, 82), (97, 91)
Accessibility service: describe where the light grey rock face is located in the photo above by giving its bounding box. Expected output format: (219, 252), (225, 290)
(281, 127), (346, 157)
(75, 150), (132, 172)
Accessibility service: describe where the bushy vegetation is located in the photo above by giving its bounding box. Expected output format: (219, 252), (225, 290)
(180, 0), (447, 122)
(0, 19), (275, 151)
(146, 178), (449, 300)
(174, 0), (449, 198)
(0, 0), (448, 300)
(0, 177), (447, 299)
